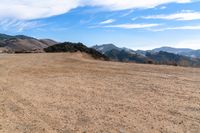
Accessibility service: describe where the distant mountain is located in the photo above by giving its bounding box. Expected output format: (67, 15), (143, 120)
(0, 33), (34, 40)
(0, 33), (13, 40)
(44, 42), (109, 60)
(135, 50), (149, 56)
(93, 44), (154, 64)
(146, 51), (200, 67)
(0, 33), (57, 53)
(92, 44), (137, 54)
(153, 47), (193, 54)
(152, 46), (200, 58)
(183, 50), (200, 58)
(104, 49), (152, 64)
(39, 39), (58, 46)
(92, 44), (121, 54)
(93, 44), (200, 67)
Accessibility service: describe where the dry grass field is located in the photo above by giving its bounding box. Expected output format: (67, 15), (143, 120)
(0, 53), (200, 133)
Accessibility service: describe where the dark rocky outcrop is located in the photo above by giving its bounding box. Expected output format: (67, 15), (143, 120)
(44, 42), (109, 60)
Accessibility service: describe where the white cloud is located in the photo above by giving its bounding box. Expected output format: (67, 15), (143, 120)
(144, 11), (200, 21)
(121, 10), (134, 17)
(81, 0), (190, 10)
(160, 6), (167, 9)
(105, 23), (160, 29)
(151, 25), (200, 31)
(132, 18), (138, 21)
(0, 19), (43, 32)
(0, 0), (79, 20)
(0, 0), (191, 20)
(169, 25), (200, 30)
(100, 19), (115, 24)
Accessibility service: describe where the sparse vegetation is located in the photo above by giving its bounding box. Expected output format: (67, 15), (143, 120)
(44, 42), (109, 60)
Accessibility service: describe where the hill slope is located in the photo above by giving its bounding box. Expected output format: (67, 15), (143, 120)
(44, 42), (109, 60)
(0, 34), (57, 53)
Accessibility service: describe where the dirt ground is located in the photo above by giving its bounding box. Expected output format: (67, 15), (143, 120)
(0, 53), (200, 133)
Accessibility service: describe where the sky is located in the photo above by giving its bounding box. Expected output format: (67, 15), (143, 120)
(0, 0), (200, 50)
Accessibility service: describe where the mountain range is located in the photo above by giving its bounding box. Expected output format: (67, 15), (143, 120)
(92, 44), (200, 67)
(152, 47), (200, 58)
(93, 44), (200, 58)
(0, 33), (200, 67)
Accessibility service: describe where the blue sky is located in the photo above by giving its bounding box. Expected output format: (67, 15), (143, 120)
(0, 0), (200, 50)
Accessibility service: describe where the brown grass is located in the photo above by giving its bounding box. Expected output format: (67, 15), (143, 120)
(0, 53), (200, 133)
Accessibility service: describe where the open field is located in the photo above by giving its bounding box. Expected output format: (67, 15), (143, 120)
(0, 53), (200, 133)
